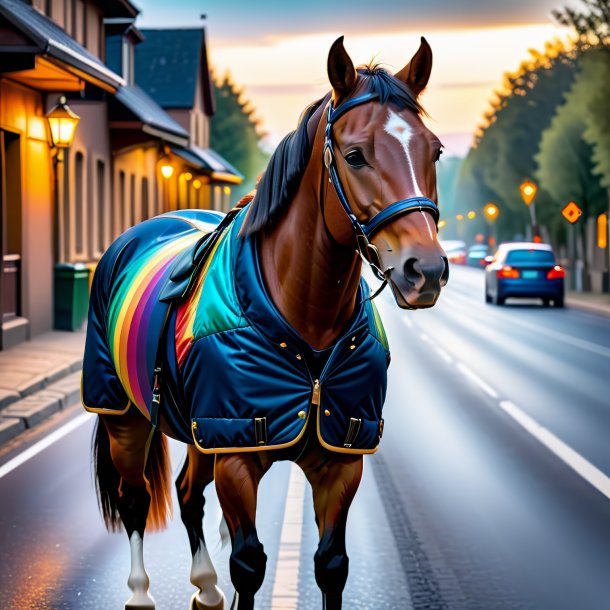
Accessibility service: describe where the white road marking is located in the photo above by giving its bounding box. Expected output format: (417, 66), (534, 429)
(0, 412), (93, 480)
(271, 464), (306, 609)
(499, 401), (610, 501)
(435, 347), (454, 364)
(456, 362), (499, 399)
(401, 298), (610, 502)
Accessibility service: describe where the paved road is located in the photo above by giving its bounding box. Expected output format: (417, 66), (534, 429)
(1, 265), (609, 609)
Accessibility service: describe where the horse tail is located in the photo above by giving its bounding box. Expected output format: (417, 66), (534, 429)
(93, 416), (173, 532)
(143, 428), (173, 532)
(92, 416), (122, 532)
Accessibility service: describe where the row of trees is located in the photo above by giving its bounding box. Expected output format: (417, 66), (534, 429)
(210, 74), (270, 203)
(448, 0), (609, 287)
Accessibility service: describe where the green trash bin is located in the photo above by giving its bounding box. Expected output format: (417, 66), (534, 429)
(54, 263), (91, 331)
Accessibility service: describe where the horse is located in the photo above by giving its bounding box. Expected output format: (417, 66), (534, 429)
(82, 36), (448, 610)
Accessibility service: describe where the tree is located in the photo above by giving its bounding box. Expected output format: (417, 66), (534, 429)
(211, 73), (270, 202)
(581, 49), (610, 190)
(457, 40), (579, 241)
(535, 56), (606, 223)
(552, 0), (610, 49)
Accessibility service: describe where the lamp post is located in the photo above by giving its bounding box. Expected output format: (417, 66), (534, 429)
(483, 202), (499, 248)
(519, 179), (539, 241)
(46, 96), (80, 263)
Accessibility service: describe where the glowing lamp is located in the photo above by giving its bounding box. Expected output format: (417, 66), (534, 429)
(160, 158), (174, 179)
(467, 210), (476, 219)
(484, 203), (499, 221)
(223, 186), (231, 195)
(456, 214), (464, 221)
(46, 96), (80, 148)
(193, 179), (202, 190)
(438, 220), (446, 229)
(520, 179), (537, 206)
(182, 172), (193, 181)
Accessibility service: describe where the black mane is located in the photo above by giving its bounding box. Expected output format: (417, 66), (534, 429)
(240, 64), (423, 236)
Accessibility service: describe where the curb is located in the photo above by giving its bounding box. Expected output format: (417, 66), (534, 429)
(0, 370), (81, 446)
(566, 298), (610, 318)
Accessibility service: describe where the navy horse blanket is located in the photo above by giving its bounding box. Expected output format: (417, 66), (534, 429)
(82, 207), (390, 454)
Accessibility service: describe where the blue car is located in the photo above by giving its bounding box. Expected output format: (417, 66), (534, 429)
(484, 242), (564, 307)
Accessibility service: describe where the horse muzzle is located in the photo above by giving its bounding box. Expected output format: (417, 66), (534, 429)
(389, 253), (449, 309)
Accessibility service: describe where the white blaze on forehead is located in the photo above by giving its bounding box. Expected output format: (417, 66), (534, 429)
(384, 109), (424, 198)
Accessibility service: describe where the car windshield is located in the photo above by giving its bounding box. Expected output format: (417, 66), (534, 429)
(505, 249), (555, 264)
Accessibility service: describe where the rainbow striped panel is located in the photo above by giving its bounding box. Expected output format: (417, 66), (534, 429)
(106, 224), (201, 415)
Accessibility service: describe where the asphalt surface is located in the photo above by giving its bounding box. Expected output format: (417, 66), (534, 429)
(1, 265), (609, 610)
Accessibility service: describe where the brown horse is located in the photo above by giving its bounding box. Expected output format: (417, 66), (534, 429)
(88, 36), (447, 610)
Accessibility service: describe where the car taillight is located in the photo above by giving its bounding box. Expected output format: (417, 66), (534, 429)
(497, 266), (520, 279)
(547, 266), (565, 280)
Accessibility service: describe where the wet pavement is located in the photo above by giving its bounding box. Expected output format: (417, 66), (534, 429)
(1, 266), (610, 609)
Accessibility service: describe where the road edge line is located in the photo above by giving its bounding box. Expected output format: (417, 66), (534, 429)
(499, 400), (610, 501)
(0, 412), (93, 480)
(271, 463), (306, 610)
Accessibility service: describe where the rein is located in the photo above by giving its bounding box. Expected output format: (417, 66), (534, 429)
(322, 92), (440, 300)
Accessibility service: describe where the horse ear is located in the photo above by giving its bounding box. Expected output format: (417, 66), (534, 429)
(395, 37), (432, 97)
(327, 36), (357, 104)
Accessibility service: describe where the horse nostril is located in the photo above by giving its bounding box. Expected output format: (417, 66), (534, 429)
(403, 257), (422, 285)
(440, 256), (449, 286)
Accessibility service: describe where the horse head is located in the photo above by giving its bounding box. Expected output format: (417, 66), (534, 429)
(323, 36), (449, 308)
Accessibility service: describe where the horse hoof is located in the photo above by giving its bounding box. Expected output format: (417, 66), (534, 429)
(125, 591), (156, 610)
(190, 589), (226, 610)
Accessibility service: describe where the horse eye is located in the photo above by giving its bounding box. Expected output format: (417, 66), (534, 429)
(345, 149), (367, 167)
(433, 147), (444, 163)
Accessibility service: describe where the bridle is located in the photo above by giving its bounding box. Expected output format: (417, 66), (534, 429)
(322, 91), (440, 300)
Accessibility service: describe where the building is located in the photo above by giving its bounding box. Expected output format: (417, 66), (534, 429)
(0, 0), (241, 350)
(134, 27), (243, 212)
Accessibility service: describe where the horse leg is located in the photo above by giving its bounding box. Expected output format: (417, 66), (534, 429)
(176, 445), (225, 610)
(299, 452), (364, 610)
(214, 453), (271, 610)
(96, 409), (171, 609)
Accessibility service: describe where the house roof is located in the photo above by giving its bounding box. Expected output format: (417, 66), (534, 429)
(169, 145), (244, 184)
(0, 0), (124, 90)
(191, 145), (244, 183)
(135, 28), (215, 114)
(112, 84), (189, 144)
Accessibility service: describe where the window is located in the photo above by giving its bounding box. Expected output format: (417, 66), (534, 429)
(141, 177), (149, 221)
(118, 170), (125, 235)
(74, 151), (85, 256)
(130, 174), (136, 225)
(96, 160), (105, 253)
(505, 249), (555, 264)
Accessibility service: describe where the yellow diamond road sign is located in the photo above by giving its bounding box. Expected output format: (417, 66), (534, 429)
(562, 201), (582, 224)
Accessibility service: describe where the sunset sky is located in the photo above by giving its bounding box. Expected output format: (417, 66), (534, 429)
(136, 0), (577, 156)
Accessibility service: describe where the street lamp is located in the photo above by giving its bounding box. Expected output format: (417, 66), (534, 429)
(46, 96), (80, 263)
(483, 203), (499, 221)
(519, 179), (539, 240)
(467, 210), (476, 220)
(483, 203), (499, 248)
(46, 96), (80, 151)
(160, 157), (174, 179)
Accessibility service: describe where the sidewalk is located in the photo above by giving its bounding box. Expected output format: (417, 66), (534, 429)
(566, 290), (610, 317)
(0, 329), (85, 446)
